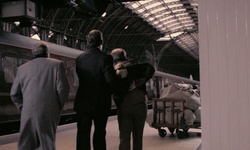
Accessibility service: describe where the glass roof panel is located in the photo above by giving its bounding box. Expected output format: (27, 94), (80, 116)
(176, 12), (189, 16)
(162, 0), (180, 3)
(137, 8), (145, 13)
(124, 0), (199, 59)
(172, 8), (186, 12)
(167, 4), (183, 8)
(136, 0), (151, 5)
(146, 2), (160, 9)
(151, 7), (165, 14)
(130, 3), (140, 8)
(157, 37), (171, 41)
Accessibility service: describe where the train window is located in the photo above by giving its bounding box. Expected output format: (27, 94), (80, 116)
(3, 57), (28, 83)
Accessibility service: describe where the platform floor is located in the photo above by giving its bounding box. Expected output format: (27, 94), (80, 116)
(0, 113), (201, 150)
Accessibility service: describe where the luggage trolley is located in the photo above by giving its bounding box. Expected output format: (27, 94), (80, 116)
(151, 97), (201, 139)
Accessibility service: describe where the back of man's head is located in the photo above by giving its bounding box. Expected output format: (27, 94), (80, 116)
(86, 29), (103, 48)
(32, 42), (49, 58)
(110, 48), (128, 63)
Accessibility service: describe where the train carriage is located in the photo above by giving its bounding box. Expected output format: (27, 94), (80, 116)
(0, 31), (83, 135)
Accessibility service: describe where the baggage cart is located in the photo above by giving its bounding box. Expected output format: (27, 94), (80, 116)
(151, 97), (201, 139)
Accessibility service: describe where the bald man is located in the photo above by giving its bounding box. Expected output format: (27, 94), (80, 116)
(10, 42), (69, 150)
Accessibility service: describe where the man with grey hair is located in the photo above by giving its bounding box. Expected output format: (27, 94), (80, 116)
(111, 48), (155, 150)
(11, 42), (69, 150)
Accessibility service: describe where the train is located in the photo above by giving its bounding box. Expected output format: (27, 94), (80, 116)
(0, 31), (199, 135)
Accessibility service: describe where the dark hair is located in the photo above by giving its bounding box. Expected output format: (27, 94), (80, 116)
(32, 42), (49, 58)
(86, 29), (103, 48)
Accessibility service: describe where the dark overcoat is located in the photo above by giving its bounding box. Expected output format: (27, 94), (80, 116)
(74, 47), (118, 114)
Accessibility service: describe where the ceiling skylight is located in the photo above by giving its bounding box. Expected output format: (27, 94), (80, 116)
(123, 0), (199, 59)
(123, 0), (196, 39)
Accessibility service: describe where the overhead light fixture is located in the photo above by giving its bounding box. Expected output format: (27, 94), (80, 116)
(101, 12), (107, 17)
(67, 0), (78, 8)
(73, 0), (110, 18)
(31, 34), (41, 40)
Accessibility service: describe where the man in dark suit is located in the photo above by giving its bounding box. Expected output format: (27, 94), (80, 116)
(74, 29), (122, 150)
(10, 42), (69, 150)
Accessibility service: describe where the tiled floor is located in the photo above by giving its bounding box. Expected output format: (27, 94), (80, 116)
(0, 113), (201, 150)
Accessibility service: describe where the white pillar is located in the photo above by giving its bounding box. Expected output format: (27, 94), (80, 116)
(199, 0), (250, 149)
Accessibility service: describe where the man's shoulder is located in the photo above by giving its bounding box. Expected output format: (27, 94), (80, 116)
(94, 50), (112, 61)
(38, 58), (63, 66)
(47, 58), (62, 63)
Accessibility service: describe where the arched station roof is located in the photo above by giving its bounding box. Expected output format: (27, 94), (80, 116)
(0, 0), (199, 80)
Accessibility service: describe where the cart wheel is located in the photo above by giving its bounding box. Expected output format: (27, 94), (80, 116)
(176, 130), (189, 139)
(158, 129), (167, 137)
(180, 117), (189, 133)
(168, 128), (175, 134)
(183, 127), (189, 133)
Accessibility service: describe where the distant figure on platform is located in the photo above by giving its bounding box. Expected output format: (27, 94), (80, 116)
(10, 42), (70, 150)
(111, 48), (155, 150)
(74, 29), (122, 150)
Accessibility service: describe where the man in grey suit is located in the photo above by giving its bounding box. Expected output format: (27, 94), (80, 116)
(10, 42), (70, 150)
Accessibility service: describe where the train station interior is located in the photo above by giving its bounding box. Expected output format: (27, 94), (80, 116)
(0, 0), (200, 80)
(1, 0), (250, 150)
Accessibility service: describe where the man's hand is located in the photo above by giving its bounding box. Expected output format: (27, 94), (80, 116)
(116, 68), (128, 79)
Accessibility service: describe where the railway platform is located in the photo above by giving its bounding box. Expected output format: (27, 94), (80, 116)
(0, 112), (201, 150)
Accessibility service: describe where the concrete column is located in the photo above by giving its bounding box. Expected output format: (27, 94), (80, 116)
(199, 0), (250, 149)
